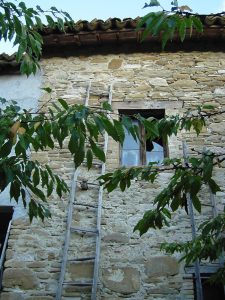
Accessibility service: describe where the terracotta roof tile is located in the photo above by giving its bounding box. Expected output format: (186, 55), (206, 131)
(39, 15), (225, 35)
(0, 15), (225, 71)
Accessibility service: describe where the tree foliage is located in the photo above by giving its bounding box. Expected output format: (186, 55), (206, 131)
(0, 0), (73, 74)
(0, 0), (224, 285)
(139, 0), (203, 48)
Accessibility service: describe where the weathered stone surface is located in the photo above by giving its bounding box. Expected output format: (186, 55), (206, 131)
(171, 79), (197, 87)
(103, 233), (129, 243)
(102, 267), (140, 294)
(149, 78), (168, 86)
(27, 297), (53, 300)
(2, 51), (225, 300)
(3, 268), (39, 289)
(91, 57), (107, 63)
(209, 122), (225, 134)
(145, 256), (179, 279)
(68, 261), (94, 279)
(0, 292), (24, 300)
(108, 59), (123, 69)
(214, 87), (225, 95)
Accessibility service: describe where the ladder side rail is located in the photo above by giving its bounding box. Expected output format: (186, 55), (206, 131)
(91, 83), (113, 300)
(0, 219), (12, 289)
(56, 169), (79, 300)
(204, 143), (224, 270)
(209, 187), (224, 269)
(182, 141), (203, 300)
(56, 81), (91, 300)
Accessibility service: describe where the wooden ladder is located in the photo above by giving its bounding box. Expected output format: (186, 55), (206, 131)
(182, 141), (224, 300)
(56, 82), (113, 300)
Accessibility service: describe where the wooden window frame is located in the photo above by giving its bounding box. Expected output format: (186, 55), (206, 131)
(119, 109), (168, 166)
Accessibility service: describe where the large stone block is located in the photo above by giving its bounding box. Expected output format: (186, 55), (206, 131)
(149, 78), (168, 87)
(145, 256), (179, 280)
(102, 233), (129, 243)
(3, 268), (39, 289)
(171, 79), (197, 87)
(102, 267), (140, 294)
(68, 261), (94, 280)
(0, 292), (24, 300)
(214, 88), (225, 95)
(108, 59), (123, 69)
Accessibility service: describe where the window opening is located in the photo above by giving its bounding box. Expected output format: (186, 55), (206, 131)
(119, 109), (167, 166)
(193, 274), (225, 300)
(0, 206), (14, 289)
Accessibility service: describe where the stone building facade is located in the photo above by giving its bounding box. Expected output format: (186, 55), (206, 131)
(0, 16), (225, 300)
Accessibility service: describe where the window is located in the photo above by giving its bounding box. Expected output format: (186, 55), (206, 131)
(0, 206), (14, 289)
(194, 275), (225, 300)
(120, 109), (167, 166)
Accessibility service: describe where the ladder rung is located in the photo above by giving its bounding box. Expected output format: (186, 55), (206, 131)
(74, 202), (98, 209)
(83, 160), (102, 166)
(201, 203), (214, 207)
(63, 281), (92, 286)
(68, 256), (95, 262)
(89, 92), (109, 97)
(71, 227), (98, 234)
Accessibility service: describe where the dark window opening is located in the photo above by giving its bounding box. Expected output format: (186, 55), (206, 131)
(193, 275), (225, 300)
(119, 109), (167, 166)
(0, 206), (14, 289)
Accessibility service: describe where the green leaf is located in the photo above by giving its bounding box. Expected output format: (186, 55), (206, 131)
(102, 101), (112, 111)
(57, 17), (64, 31)
(86, 149), (93, 170)
(35, 16), (43, 29)
(10, 180), (20, 202)
(171, 196), (181, 211)
(50, 6), (59, 12)
(202, 105), (215, 110)
(119, 179), (126, 192)
(47, 180), (54, 197)
(58, 98), (69, 110)
(208, 179), (221, 194)
(46, 15), (55, 28)
(189, 176), (201, 197)
(179, 18), (186, 42)
(41, 87), (52, 93)
(61, 11), (73, 22)
(13, 15), (22, 36)
(33, 168), (40, 187)
(16, 44), (26, 62)
(192, 16), (203, 33)
(149, 0), (160, 7)
(171, 1), (178, 6)
(101, 117), (119, 142)
(18, 2), (27, 11)
(192, 195), (201, 213)
(0, 141), (13, 158)
(89, 139), (105, 162)
(74, 136), (85, 168)
(29, 199), (38, 222)
(113, 119), (125, 144)
(36, 5), (44, 12)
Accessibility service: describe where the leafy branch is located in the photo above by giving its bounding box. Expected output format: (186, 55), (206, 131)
(0, 1), (73, 74)
(161, 214), (225, 284)
(139, 0), (203, 49)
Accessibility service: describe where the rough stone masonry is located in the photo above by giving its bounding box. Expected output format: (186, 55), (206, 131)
(1, 50), (225, 300)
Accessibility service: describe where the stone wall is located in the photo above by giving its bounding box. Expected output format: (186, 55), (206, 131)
(1, 51), (225, 300)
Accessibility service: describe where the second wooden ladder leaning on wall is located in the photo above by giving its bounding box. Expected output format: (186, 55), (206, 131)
(182, 141), (224, 300)
(56, 82), (113, 300)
